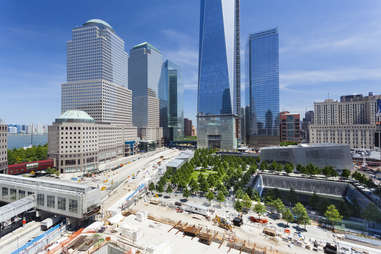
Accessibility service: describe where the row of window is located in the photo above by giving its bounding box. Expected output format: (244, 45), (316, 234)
(1, 187), (79, 213)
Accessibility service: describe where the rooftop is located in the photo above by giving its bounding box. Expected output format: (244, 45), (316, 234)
(261, 143), (350, 150)
(56, 110), (95, 123)
(166, 159), (185, 169)
(249, 28), (278, 39)
(83, 19), (112, 29)
(132, 42), (161, 53)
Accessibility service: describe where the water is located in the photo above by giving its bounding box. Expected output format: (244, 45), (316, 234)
(7, 134), (48, 149)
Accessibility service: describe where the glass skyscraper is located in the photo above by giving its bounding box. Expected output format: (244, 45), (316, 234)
(159, 61), (184, 142)
(197, 0), (240, 150)
(246, 28), (280, 146)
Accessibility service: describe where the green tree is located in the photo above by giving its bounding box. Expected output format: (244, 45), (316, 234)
(254, 203), (266, 218)
(149, 182), (155, 191)
(292, 202), (310, 228)
(206, 190), (214, 202)
(341, 169), (351, 179)
(166, 185), (173, 193)
(235, 188), (245, 200)
(272, 198), (286, 214)
(207, 174), (216, 188)
(242, 193), (252, 210)
(234, 200), (243, 212)
(217, 191), (225, 202)
(296, 164), (305, 174)
(324, 205), (343, 225)
(282, 208), (294, 226)
(284, 163), (294, 174)
(183, 188), (190, 198)
(157, 184), (164, 193)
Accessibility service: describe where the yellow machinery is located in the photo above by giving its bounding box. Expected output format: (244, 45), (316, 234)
(213, 215), (232, 231)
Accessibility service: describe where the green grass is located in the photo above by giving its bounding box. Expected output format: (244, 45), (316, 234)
(190, 170), (217, 180)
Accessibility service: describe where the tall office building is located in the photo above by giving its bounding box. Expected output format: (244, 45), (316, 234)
(62, 19), (134, 126)
(129, 42), (163, 143)
(310, 93), (381, 149)
(197, 0), (241, 150)
(160, 60), (184, 142)
(51, 19), (137, 173)
(67, 19), (128, 87)
(246, 28), (280, 146)
(0, 120), (7, 173)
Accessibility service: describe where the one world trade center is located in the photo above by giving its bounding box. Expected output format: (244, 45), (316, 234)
(197, 0), (241, 150)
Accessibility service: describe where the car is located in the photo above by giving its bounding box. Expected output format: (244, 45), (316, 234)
(164, 195), (170, 199)
(175, 201), (182, 206)
(180, 198), (188, 203)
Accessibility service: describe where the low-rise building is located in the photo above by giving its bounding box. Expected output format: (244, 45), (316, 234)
(310, 93), (381, 149)
(0, 121), (7, 173)
(184, 118), (192, 137)
(260, 143), (353, 170)
(48, 110), (137, 173)
(279, 111), (301, 143)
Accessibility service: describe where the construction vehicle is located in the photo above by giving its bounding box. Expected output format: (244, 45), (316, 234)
(232, 216), (243, 227)
(249, 216), (268, 224)
(213, 215), (232, 231)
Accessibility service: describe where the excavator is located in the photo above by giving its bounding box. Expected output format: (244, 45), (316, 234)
(213, 215), (232, 231)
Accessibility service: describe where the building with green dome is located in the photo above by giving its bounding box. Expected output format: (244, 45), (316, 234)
(48, 110), (137, 173)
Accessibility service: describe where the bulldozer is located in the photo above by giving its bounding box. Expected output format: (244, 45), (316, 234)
(213, 215), (232, 231)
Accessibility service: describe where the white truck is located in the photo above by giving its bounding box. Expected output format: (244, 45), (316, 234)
(40, 216), (62, 231)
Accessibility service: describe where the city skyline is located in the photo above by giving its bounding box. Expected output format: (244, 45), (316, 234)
(2, 1), (381, 124)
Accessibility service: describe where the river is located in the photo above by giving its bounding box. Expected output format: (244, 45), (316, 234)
(7, 134), (48, 149)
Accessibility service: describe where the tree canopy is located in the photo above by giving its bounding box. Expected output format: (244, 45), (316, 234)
(254, 203), (266, 218)
(8, 144), (48, 165)
(324, 204), (343, 225)
(292, 202), (310, 227)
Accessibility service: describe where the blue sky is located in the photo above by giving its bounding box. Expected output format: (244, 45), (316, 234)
(1, 0), (381, 125)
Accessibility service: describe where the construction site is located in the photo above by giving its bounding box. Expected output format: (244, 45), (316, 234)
(2, 148), (381, 254)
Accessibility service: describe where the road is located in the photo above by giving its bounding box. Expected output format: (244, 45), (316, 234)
(102, 148), (180, 210)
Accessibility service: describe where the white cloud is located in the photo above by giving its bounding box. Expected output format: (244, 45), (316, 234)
(280, 29), (381, 54)
(166, 48), (198, 68)
(160, 29), (198, 91)
(280, 67), (381, 89)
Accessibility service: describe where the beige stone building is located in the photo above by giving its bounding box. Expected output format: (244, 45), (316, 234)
(48, 110), (137, 173)
(310, 93), (381, 149)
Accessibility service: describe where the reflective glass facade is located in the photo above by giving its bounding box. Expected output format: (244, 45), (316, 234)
(160, 61), (184, 141)
(246, 29), (280, 144)
(67, 20), (128, 87)
(197, 0), (240, 150)
(128, 42), (163, 128)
